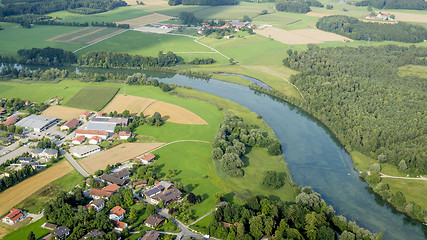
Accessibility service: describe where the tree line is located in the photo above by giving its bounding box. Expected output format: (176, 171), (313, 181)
(168, 0), (239, 6)
(316, 15), (427, 43)
(0, 0), (127, 17)
(282, 45), (426, 175)
(211, 115), (282, 177)
(0, 164), (37, 192)
(355, 0), (427, 10)
(17, 47), (77, 66)
(204, 189), (380, 240)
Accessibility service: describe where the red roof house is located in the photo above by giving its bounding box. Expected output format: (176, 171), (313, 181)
(109, 206), (126, 221)
(2, 208), (25, 224)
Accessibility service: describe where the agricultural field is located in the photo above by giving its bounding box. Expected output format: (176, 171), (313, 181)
(0, 25), (84, 56)
(79, 142), (164, 174)
(255, 26), (347, 44)
(0, 161), (73, 216)
(115, 13), (172, 28)
(64, 86), (119, 111)
(47, 7), (150, 23)
(103, 94), (208, 124)
(47, 27), (125, 45)
(41, 105), (85, 121)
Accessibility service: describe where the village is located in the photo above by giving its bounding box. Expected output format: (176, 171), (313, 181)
(0, 97), (225, 240)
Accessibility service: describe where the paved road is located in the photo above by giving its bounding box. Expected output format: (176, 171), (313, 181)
(158, 209), (206, 240)
(189, 212), (212, 226)
(0, 144), (30, 165)
(61, 149), (89, 177)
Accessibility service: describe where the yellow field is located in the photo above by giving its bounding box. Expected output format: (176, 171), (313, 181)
(79, 142), (164, 174)
(0, 161), (73, 216)
(389, 11), (427, 23)
(255, 26), (347, 44)
(115, 13), (171, 28)
(41, 105), (85, 121)
(103, 94), (208, 125)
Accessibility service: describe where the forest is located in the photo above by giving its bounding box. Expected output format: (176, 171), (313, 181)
(283, 45), (427, 174)
(17, 47), (77, 66)
(204, 189), (380, 240)
(275, 0), (323, 13)
(0, 0), (127, 17)
(316, 15), (427, 43)
(355, 0), (427, 10)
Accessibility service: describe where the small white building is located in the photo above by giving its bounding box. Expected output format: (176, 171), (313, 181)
(72, 135), (86, 145)
(70, 145), (101, 158)
(89, 136), (102, 145)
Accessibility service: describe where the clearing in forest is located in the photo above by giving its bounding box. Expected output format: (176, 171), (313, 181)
(103, 94), (208, 125)
(41, 105), (85, 121)
(115, 13), (171, 28)
(64, 86), (119, 111)
(0, 161), (73, 216)
(255, 26), (347, 44)
(79, 142), (164, 174)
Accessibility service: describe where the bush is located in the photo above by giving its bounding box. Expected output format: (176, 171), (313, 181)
(268, 141), (282, 155)
(262, 170), (284, 189)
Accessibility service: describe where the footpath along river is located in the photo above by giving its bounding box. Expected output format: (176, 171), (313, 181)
(158, 74), (426, 240)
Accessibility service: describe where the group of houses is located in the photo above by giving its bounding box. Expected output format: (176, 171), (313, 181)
(365, 12), (394, 21)
(143, 180), (183, 205)
(7, 156), (47, 171)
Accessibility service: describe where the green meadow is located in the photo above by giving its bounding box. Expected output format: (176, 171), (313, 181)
(47, 7), (150, 23)
(2, 218), (50, 240)
(64, 86), (119, 111)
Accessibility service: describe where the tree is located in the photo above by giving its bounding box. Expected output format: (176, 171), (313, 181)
(249, 215), (264, 239)
(262, 171), (283, 189)
(369, 163), (381, 173)
(339, 231), (355, 240)
(187, 192), (197, 204)
(211, 147), (224, 160)
(267, 141), (282, 155)
(27, 231), (36, 240)
(398, 160), (407, 172)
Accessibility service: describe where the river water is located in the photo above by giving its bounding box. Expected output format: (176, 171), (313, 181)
(157, 75), (426, 240)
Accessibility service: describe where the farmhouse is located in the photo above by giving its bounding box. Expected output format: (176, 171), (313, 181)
(86, 199), (105, 213)
(75, 129), (109, 139)
(112, 131), (132, 140)
(150, 188), (182, 205)
(134, 153), (156, 164)
(2, 208), (25, 224)
(15, 115), (58, 132)
(109, 206), (126, 221)
(112, 220), (128, 231)
(79, 111), (91, 120)
(72, 135), (86, 145)
(100, 174), (126, 186)
(144, 214), (165, 228)
(60, 118), (79, 131)
(1, 116), (20, 126)
(141, 230), (160, 240)
(70, 145), (101, 158)
(51, 226), (70, 239)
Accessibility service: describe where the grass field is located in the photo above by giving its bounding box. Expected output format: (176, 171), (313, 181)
(0, 160), (73, 216)
(49, 27), (124, 45)
(47, 7), (150, 23)
(398, 65), (427, 79)
(0, 24), (84, 56)
(64, 86), (119, 111)
(2, 218), (50, 240)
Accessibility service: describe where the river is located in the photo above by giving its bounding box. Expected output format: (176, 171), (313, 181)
(157, 74), (426, 240)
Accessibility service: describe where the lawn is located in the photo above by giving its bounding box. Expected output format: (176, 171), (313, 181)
(47, 7), (150, 23)
(398, 64), (427, 79)
(64, 86), (119, 111)
(0, 25), (84, 56)
(381, 178), (427, 210)
(2, 218), (50, 240)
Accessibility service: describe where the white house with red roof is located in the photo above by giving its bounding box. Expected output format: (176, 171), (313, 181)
(75, 129), (109, 139)
(89, 136), (102, 144)
(79, 111), (91, 121)
(109, 206), (126, 221)
(112, 220), (128, 231)
(72, 135), (86, 145)
(2, 208), (25, 224)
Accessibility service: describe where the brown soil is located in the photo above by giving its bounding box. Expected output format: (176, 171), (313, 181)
(144, 101), (208, 125)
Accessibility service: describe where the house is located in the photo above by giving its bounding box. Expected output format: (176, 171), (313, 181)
(41, 222), (58, 230)
(30, 148), (58, 162)
(135, 153), (156, 164)
(229, 20), (249, 28)
(89, 136), (102, 144)
(109, 206), (126, 221)
(112, 220), (128, 231)
(141, 230), (160, 240)
(2, 208), (25, 224)
(75, 129), (109, 140)
(1, 116), (19, 126)
(365, 14), (376, 19)
(60, 118), (79, 131)
(86, 199), (105, 213)
(89, 188), (113, 200)
(70, 145), (101, 158)
(100, 174), (126, 186)
(158, 180), (174, 190)
(133, 180), (147, 188)
(148, 188), (182, 205)
(112, 131), (132, 140)
(224, 35), (234, 39)
(144, 214), (165, 228)
(81, 229), (105, 239)
(72, 135), (86, 145)
(79, 111), (91, 121)
(51, 226), (70, 239)
(102, 184), (120, 193)
(111, 169), (130, 180)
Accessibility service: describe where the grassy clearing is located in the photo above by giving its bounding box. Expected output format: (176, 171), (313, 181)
(398, 64), (427, 79)
(64, 86), (119, 111)
(351, 151), (404, 177)
(381, 178), (427, 210)
(2, 218), (50, 240)
(0, 25), (83, 56)
(47, 7), (150, 23)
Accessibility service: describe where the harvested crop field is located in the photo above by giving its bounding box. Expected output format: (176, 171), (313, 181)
(255, 26), (347, 44)
(144, 101), (208, 125)
(65, 86), (119, 111)
(103, 94), (208, 125)
(115, 13), (171, 28)
(41, 105), (85, 121)
(389, 11), (427, 23)
(306, 12), (330, 18)
(79, 142), (164, 174)
(0, 161), (73, 216)
(47, 27), (125, 44)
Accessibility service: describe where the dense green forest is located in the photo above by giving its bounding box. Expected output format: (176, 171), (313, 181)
(0, 0), (127, 17)
(275, 0), (323, 13)
(283, 45), (427, 174)
(355, 0), (427, 10)
(204, 189), (380, 240)
(316, 15), (427, 43)
(168, 0), (239, 6)
(17, 47), (77, 65)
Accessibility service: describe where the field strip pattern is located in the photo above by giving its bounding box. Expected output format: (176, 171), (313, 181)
(73, 29), (129, 53)
(46, 27), (95, 42)
(0, 161), (73, 216)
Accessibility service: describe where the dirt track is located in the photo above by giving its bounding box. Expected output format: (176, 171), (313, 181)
(0, 161), (73, 216)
